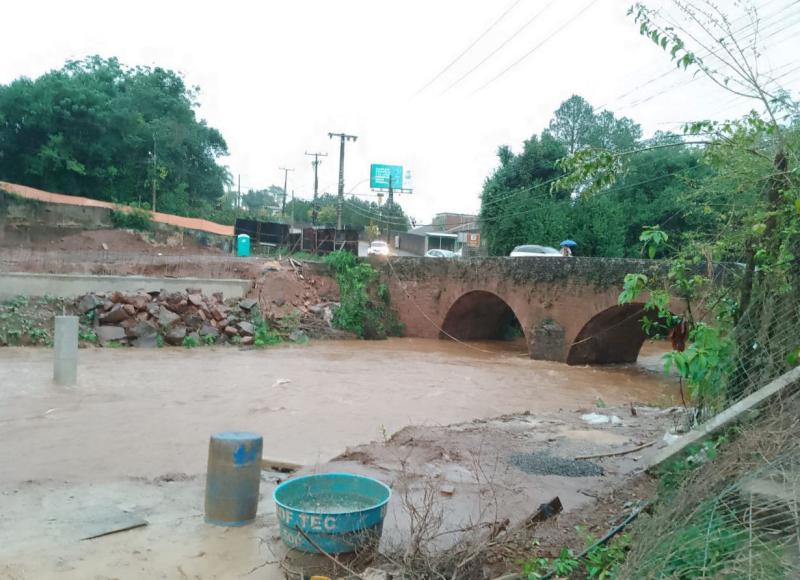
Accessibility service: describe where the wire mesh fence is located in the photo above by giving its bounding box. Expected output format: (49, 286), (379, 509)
(622, 386), (800, 578)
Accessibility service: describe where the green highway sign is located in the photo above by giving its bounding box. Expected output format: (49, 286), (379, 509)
(370, 164), (403, 190)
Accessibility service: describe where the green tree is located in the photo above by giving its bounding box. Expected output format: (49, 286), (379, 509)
(0, 56), (230, 217)
(547, 95), (597, 154)
(317, 205), (338, 226)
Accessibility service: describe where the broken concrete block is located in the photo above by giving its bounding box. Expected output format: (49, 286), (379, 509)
(184, 314), (204, 331)
(239, 298), (257, 311)
(100, 304), (131, 324)
(289, 329), (308, 343)
(199, 324), (220, 339)
(158, 306), (180, 328)
(237, 321), (255, 336)
(96, 326), (126, 345)
(126, 321), (158, 339)
(122, 304), (136, 316)
(78, 294), (104, 314)
(187, 294), (203, 307)
(211, 306), (228, 321)
(165, 326), (187, 346)
(130, 295), (149, 311)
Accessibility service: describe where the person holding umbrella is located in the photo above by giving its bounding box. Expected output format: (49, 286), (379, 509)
(560, 239), (577, 257)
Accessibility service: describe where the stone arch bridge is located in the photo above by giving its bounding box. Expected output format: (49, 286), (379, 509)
(379, 257), (682, 365)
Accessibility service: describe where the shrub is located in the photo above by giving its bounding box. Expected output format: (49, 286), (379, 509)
(111, 205), (153, 231)
(325, 251), (403, 339)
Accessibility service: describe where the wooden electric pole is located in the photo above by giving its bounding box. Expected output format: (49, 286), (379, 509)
(305, 151), (328, 225)
(279, 167), (294, 217)
(328, 132), (358, 230)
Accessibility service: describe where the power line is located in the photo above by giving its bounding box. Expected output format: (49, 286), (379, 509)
(413, 0), (527, 97)
(598, 1), (800, 115)
(472, 0), (602, 94)
(441, 0), (557, 95)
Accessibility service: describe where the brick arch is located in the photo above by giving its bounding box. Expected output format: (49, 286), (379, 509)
(565, 302), (655, 365)
(440, 290), (525, 342)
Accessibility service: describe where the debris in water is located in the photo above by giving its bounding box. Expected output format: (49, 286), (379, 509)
(508, 452), (604, 477)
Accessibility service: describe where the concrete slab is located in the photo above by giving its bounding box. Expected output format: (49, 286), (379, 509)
(0, 272), (252, 301)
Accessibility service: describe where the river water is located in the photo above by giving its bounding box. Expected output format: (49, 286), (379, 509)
(0, 338), (677, 484)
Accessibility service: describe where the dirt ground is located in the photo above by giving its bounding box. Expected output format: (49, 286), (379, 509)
(35, 229), (225, 255)
(0, 341), (679, 579)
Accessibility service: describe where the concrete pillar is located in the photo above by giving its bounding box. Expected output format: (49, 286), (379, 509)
(53, 316), (79, 385)
(205, 431), (263, 526)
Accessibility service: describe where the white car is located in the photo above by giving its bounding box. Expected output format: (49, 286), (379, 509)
(425, 249), (456, 258)
(367, 240), (390, 256)
(509, 244), (561, 257)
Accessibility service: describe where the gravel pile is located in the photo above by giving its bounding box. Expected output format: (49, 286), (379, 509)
(508, 452), (604, 477)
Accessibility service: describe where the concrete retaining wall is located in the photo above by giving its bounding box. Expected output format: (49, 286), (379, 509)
(0, 272), (252, 301)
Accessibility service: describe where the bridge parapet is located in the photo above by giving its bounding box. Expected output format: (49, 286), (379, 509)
(379, 257), (692, 365)
(382, 256), (667, 291)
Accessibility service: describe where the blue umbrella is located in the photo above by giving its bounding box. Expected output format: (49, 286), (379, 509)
(560, 240), (577, 248)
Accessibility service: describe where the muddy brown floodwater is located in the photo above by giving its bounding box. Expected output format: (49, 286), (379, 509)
(0, 338), (676, 485)
(0, 338), (677, 579)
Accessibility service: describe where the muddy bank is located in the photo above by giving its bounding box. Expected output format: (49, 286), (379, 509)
(0, 402), (678, 580)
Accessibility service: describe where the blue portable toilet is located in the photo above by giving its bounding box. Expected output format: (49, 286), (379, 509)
(236, 234), (250, 257)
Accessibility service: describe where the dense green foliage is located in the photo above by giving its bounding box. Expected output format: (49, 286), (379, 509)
(325, 251), (402, 339)
(480, 96), (712, 257)
(0, 56), (230, 216)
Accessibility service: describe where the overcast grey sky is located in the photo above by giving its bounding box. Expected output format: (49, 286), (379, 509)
(1, 0), (798, 222)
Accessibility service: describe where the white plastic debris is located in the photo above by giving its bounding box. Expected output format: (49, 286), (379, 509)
(662, 432), (682, 445)
(581, 412), (622, 425)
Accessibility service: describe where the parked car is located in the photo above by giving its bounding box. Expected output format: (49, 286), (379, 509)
(509, 244), (561, 257)
(425, 249), (456, 258)
(367, 240), (390, 256)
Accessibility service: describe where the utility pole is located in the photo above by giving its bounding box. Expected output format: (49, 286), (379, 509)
(279, 167), (294, 217)
(290, 190), (295, 228)
(151, 134), (157, 212)
(305, 151), (328, 226)
(328, 132), (358, 230)
(237, 174), (241, 213)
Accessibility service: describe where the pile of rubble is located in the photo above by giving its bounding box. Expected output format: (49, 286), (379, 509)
(78, 289), (264, 347)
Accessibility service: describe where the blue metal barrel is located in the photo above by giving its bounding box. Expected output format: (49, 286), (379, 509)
(205, 431), (263, 526)
(273, 473), (392, 554)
